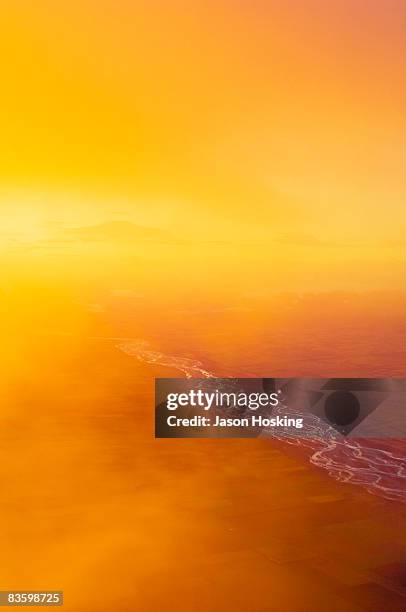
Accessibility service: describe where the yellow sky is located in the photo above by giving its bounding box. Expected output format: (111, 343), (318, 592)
(1, 1), (406, 291)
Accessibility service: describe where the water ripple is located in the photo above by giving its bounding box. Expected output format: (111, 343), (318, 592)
(116, 339), (406, 502)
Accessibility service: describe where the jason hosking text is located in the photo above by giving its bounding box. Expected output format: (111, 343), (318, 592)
(165, 389), (304, 429)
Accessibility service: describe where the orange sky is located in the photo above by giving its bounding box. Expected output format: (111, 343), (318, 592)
(1, 1), (406, 291)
